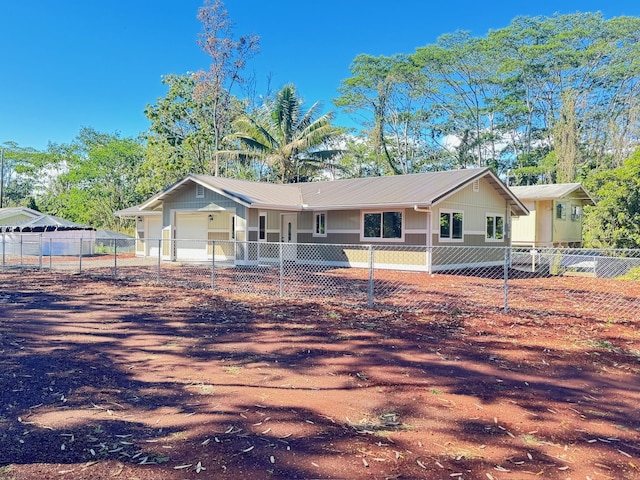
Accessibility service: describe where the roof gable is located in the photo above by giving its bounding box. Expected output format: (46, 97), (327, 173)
(0, 207), (41, 224)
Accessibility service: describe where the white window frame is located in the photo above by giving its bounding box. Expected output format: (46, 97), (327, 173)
(313, 211), (327, 237)
(485, 213), (505, 242)
(195, 184), (205, 198)
(360, 210), (404, 242)
(439, 209), (464, 242)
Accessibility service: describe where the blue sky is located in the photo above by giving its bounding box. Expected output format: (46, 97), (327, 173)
(1, 0), (639, 151)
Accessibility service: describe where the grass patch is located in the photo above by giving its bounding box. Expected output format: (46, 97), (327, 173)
(587, 340), (616, 351)
(617, 266), (640, 281)
(0, 465), (15, 480)
(224, 365), (243, 375)
(521, 433), (542, 445)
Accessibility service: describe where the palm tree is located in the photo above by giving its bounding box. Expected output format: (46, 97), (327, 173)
(225, 84), (344, 183)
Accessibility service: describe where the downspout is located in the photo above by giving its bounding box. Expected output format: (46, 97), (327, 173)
(414, 206), (432, 274)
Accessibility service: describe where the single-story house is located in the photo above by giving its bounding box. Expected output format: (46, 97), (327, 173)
(509, 183), (596, 248)
(0, 207), (96, 255)
(117, 168), (528, 272)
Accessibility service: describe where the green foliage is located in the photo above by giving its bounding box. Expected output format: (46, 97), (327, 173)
(0, 142), (52, 208)
(36, 128), (145, 231)
(336, 12), (640, 179)
(335, 53), (444, 174)
(617, 266), (640, 281)
(583, 148), (640, 248)
(225, 84), (344, 183)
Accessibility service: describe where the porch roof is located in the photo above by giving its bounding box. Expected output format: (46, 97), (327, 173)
(509, 183), (596, 205)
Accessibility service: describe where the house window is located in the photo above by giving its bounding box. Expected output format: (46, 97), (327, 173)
(196, 184), (205, 198)
(362, 211), (403, 240)
(486, 214), (504, 241)
(258, 214), (266, 241)
(556, 202), (567, 220)
(440, 211), (463, 241)
(314, 212), (327, 237)
(571, 205), (581, 221)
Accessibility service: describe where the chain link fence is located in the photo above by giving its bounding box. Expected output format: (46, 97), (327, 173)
(2, 234), (639, 320)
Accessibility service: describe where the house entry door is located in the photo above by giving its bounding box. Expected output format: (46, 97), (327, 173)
(281, 214), (297, 261)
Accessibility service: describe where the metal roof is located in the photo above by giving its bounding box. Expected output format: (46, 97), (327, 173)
(509, 183), (596, 205)
(135, 168), (529, 216)
(0, 207), (93, 231)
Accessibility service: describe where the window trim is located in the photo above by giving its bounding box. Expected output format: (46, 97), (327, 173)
(258, 213), (267, 242)
(360, 209), (404, 242)
(439, 209), (464, 242)
(195, 184), (205, 198)
(485, 213), (505, 242)
(571, 204), (581, 222)
(556, 202), (567, 220)
(313, 211), (327, 237)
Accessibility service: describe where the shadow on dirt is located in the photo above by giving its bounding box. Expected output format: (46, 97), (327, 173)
(0, 271), (639, 479)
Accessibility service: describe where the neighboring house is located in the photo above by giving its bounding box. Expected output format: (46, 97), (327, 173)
(509, 183), (596, 248)
(117, 168), (528, 272)
(0, 207), (95, 255)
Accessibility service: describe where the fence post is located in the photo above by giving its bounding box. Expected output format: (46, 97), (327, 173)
(79, 238), (83, 273)
(157, 239), (162, 283)
(503, 246), (510, 313)
(279, 242), (284, 298)
(38, 234), (43, 271)
(113, 238), (118, 278)
(49, 238), (53, 270)
(367, 245), (374, 308)
(211, 240), (215, 290)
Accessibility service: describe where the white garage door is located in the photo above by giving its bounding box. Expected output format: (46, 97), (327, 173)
(175, 212), (208, 261)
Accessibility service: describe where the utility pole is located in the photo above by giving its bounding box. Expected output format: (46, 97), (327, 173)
(0, 148), (4, 209)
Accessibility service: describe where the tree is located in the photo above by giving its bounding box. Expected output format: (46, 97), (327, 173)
(37, 128), (145, 231)
(413, 32), (507, 171)
(225, 84), (344, 183)
(582, 149), (640, 249)
(335, 54), (443, 174)
(141, 73), (235, 196)
(554, 89), (580, 183)
(196, 0), (259, 176)
(0, 142), (48, 208)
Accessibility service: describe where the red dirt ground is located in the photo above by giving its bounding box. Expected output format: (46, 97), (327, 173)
(0, 271), (639, 480)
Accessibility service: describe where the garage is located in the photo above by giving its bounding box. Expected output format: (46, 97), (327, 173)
(174, 212), (209, 261)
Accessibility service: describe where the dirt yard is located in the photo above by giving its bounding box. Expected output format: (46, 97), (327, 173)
(0, 271), (639, 480)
